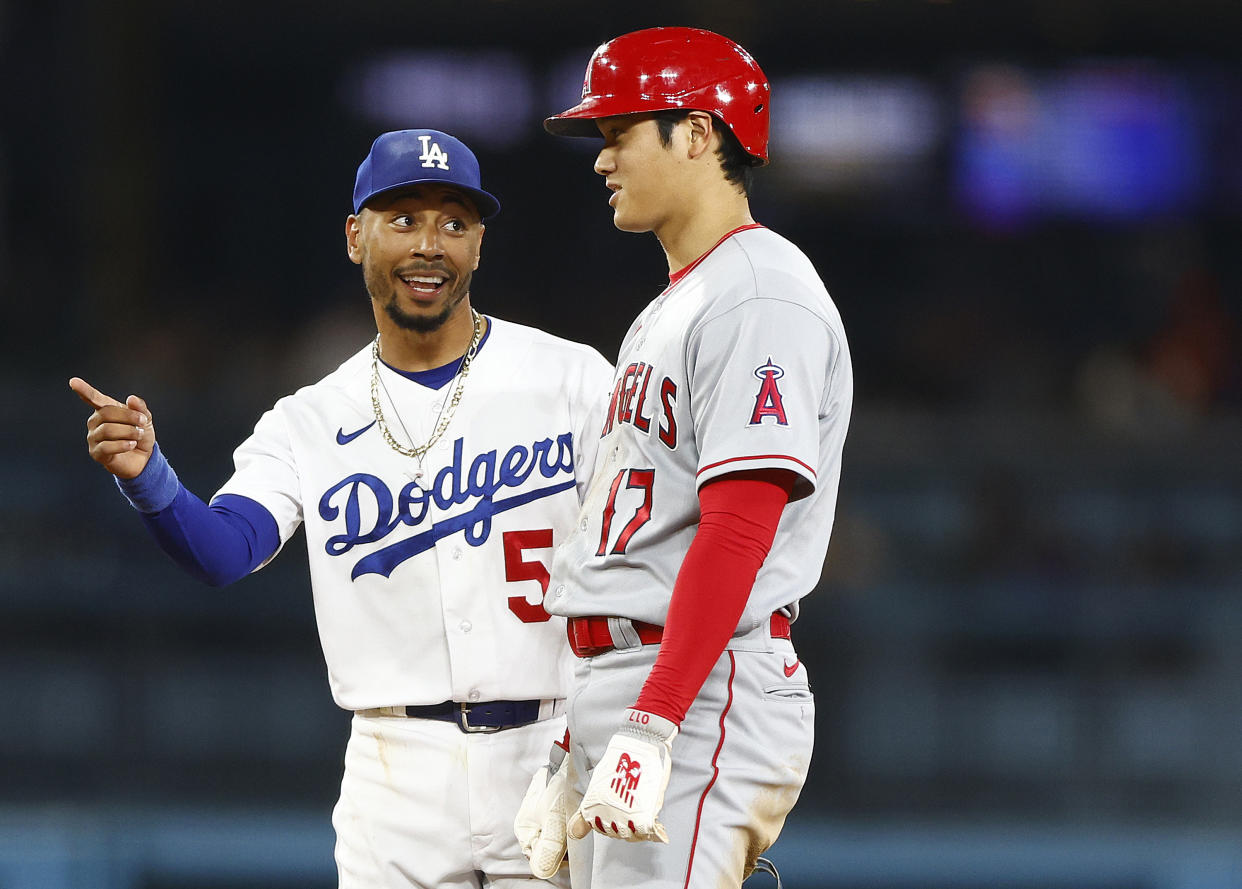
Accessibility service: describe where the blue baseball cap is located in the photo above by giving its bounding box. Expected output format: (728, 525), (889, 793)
(352, 129), (501, 219)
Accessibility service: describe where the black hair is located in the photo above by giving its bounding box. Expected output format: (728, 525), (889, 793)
(651, 109), (755, 196)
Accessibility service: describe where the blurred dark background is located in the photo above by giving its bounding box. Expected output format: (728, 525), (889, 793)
(4, 0), (1242, 886)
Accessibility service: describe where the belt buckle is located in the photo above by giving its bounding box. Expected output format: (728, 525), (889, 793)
(456, 703), (503, 734)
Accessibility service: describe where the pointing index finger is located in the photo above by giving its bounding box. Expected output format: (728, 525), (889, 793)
(68, 377), (124, 410)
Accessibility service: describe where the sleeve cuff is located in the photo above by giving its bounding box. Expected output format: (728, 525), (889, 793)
(115, 443), (180, 513)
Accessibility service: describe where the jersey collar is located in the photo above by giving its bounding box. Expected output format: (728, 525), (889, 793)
(667, 223), (765, 287)
(379, 315), (493, 390)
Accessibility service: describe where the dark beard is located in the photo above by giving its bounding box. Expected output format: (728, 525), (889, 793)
(371, 270), (472, 333)
(384, 287), (462, 332)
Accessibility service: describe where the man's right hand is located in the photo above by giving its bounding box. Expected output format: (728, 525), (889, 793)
(69, 377), (156, 479)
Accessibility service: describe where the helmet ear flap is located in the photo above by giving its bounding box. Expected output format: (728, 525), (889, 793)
(543, 27), (771, 165)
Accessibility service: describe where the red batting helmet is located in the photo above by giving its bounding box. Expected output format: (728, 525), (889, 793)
(544, 27), (771, 165)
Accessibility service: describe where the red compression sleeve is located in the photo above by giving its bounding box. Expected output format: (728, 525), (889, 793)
(634, 470), (795, 724)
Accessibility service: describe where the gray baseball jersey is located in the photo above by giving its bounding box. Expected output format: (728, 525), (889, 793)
(547, 225), (853, 629)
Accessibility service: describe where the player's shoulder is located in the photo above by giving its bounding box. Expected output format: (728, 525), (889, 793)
(709, 227), (838, 321)
(727, 227), (823, 289)
(482, 314), (612, 372)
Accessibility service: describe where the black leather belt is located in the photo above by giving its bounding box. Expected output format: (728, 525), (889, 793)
(380, 699), (544, 733)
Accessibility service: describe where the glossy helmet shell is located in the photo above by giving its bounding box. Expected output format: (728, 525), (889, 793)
(544, 27), (771, 165)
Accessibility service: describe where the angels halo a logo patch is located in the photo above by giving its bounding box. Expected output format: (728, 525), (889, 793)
(749, 357), (788, 426)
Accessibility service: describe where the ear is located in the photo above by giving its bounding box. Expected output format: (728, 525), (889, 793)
(473, 224), (485, 271)
(345, 214), (364, 264)
(685, 111), (716, 161)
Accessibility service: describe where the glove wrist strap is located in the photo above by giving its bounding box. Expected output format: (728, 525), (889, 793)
(620, 707), (678, 744)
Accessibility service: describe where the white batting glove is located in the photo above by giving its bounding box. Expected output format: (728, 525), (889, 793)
(568, 708), (678, 844)
(514, 735), (571, 878)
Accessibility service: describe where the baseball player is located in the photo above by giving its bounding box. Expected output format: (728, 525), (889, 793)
(70, 129), (614, 889)
(514, 28), (854, 888)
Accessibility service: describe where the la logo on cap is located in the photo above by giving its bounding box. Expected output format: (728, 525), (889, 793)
(417, 134), (450, 170)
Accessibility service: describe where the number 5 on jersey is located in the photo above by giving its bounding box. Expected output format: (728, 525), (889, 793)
(504, 529), (554, 623)
(597, 468), (654, 556)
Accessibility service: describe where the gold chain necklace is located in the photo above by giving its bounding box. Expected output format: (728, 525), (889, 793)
(370, 309), (483, 463)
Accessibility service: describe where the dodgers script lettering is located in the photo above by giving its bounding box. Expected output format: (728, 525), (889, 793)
(318, 433), (575, 579)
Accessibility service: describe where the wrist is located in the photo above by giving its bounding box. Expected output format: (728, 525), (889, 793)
(115, 443), (179, 513)
(632, 688), (683, 727)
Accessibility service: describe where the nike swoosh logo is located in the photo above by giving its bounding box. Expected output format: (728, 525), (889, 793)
(783, 659), (801, 678)
(336, 421), (376, 445)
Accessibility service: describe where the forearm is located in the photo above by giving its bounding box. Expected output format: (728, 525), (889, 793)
(119, 445), (280, 587)
(635, 471), (794, 723)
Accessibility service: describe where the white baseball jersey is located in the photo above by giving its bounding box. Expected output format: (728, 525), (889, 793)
(214, 316), (614, 711)
(547, 225), (853, 630)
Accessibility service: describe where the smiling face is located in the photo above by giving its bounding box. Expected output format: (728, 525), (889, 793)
(346, 185), (484, 334)
(593, 113), (689, 234)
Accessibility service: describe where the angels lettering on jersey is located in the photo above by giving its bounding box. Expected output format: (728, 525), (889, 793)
(598, 355), (794, 445)
(600, 362), (677, 448)
(317, 433), (575, 580)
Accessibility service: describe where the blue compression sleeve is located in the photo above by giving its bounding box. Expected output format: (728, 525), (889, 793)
(115, 443), (180, 513)
(117, 445), (281, 587)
